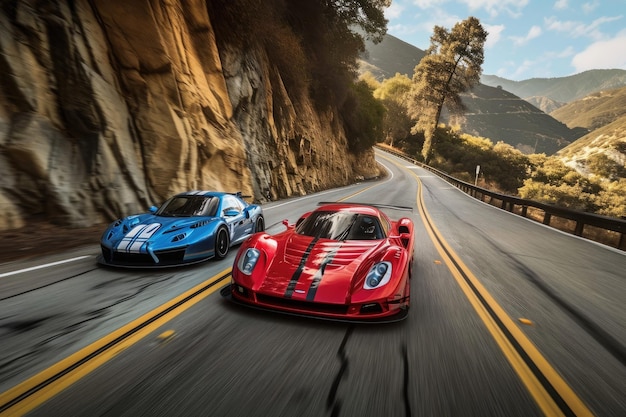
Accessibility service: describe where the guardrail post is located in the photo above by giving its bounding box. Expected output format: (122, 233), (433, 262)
(619, 234), (626, 250)
(543, 212), (552, 225)
(521, 206), (528, 217)
(574, 222), (585, 236)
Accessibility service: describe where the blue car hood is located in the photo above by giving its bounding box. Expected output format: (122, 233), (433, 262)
(103, 214), (218, 252)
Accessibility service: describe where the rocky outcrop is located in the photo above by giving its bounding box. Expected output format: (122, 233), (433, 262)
(0, 0), (379, 231)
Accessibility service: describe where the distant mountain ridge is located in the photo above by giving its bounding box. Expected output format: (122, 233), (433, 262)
(550, 86), (626, 177)
(361, 35), (425, 80)
(444, 84), (585, 154)
(524, 96), (564, 114)
(481, 69), (626, 104)
(550, 86), (626, 131)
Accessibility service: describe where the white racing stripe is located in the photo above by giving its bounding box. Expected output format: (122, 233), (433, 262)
(0, 255), (91, 278)
(116, 223), (161, 253)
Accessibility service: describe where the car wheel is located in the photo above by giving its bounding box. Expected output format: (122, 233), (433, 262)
(215, 226), (230, 259)
(255, 216), (265, 233)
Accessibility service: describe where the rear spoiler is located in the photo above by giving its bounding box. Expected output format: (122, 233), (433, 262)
(317, 202), (413, 212)
(231, 191), (252, 199)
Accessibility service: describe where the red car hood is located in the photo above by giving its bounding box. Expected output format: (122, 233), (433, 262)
(259, 233), (384, 304)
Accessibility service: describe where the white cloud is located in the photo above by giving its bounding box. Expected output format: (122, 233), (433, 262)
(554, 0), (568, 10)
(545, 15), (623, 40)
(557, 46), (575, 58)
(384, 3), (404, 20)
(582, 1), (599, 14)
(413, 0), (447, 9)
(412, 8), (463, 33)
(510, 25), (542, 45)
(458, 0), (529, 18)
(509, 59), (535, 79)
(387, 23), (422, 39)
(483, 24), (505, 48)
(572, 30), (626, 72)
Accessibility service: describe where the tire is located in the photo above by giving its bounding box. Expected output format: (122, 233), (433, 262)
(255, 216), (265, 233)
(215, 226), (230, 259)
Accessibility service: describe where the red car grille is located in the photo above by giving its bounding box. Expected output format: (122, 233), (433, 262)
(256, 293), (349, 315)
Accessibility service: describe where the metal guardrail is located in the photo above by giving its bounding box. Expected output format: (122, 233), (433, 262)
(376, 145), (626, 251)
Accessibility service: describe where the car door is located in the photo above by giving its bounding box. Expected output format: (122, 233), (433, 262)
(220, 195), (249, 243)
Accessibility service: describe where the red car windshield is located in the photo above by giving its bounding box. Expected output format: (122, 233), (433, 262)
(296, 211), (383, 240)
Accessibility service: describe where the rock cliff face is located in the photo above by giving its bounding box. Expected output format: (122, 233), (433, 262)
(0, 0), (379, 231)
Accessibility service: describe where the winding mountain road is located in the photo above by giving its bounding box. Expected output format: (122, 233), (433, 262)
(0, 149), (624, 417)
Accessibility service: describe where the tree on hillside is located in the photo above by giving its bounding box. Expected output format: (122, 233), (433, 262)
(208, 0), (390, 110)
(342, 80), (385, 151)
(408, 16), (487, 162)
(373, 73), (412, 146)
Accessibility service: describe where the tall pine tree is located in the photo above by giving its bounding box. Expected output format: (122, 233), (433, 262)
(408, 17), (487, 162)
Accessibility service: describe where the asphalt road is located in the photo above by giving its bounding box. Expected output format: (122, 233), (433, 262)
(0, 149), (624, 417)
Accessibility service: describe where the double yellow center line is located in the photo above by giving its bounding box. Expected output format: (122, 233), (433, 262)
(0, 269), (231, 416)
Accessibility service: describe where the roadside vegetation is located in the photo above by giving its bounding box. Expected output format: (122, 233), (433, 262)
(375, 119), (626, 218)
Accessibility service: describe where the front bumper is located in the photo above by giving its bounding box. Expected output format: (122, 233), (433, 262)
(221, 284), (408, 324)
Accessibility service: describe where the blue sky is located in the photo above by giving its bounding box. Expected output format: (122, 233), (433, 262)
(384, 0), (626, 80)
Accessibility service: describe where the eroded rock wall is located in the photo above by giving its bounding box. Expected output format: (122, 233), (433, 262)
(0, 0), (379, 231)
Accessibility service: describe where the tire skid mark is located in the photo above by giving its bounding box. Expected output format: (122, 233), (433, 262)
(505, 251), (626, 367)
(327, 325), (353, 416)
(402, 344), (412, 417)
(461, 218), (625, 368)
(0, 268), (98, 302)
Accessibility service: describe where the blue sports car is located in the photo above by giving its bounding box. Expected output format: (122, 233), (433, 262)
(99, 191), (264, 267)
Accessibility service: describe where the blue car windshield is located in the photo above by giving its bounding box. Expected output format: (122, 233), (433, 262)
(295, 211), (383, 240)
(157, 196), (219, 217)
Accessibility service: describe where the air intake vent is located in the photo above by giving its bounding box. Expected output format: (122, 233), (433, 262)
(191, 220), (210, 228)
(172, 233), (187, 242)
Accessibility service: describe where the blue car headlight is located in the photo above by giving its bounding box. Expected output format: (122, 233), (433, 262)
(237, 248), (261, 275)
(364, 261), (392, 289)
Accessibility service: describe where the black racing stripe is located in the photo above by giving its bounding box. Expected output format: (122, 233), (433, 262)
(284, 237), (320, 298)
(306, 245), (340, 301)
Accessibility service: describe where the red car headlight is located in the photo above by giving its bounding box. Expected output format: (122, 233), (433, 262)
(237, 248), (261, 275)
(364, 261), (392, 289)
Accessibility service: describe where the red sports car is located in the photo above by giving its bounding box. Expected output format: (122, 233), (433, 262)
(226, 203), (415, 322)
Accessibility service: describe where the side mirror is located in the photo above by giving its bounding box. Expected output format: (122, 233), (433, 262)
(399, 232), (411, 249)
(149, 205), (158, 214)
(390, 233), (412, 248)
(282, 219), (291, 229)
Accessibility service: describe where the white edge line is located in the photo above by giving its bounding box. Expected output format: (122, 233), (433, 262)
(0, 255), (91, 278)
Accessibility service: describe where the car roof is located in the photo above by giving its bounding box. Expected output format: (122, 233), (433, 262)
(173, 191), (235, 198)
(315, 203), (382, 217)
